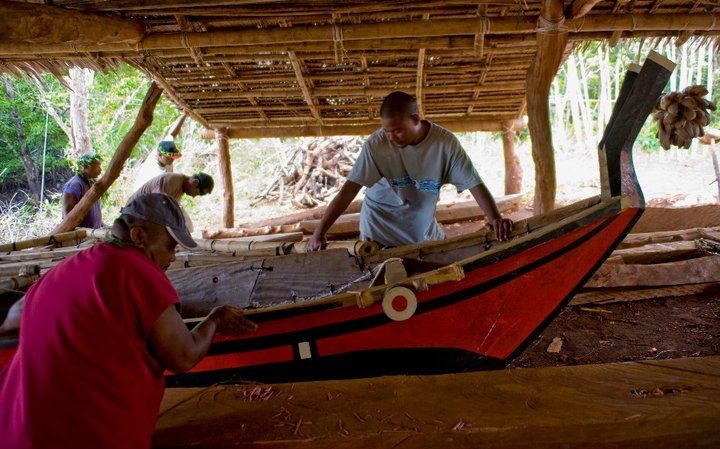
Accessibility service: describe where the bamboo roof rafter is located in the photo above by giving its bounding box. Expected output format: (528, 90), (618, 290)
(0, 0), (717, 138)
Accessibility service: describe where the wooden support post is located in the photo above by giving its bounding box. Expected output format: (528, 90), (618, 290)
(52, 83), (163, 234)
(501, 120), (523, 195)
(215, 128), (234, 228)
(526, 0), (568, 215)
(712, 148), (720, 203)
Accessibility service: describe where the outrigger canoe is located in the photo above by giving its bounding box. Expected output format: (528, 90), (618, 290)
(0, 52), (674, 387)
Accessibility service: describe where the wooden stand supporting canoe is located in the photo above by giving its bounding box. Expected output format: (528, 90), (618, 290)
(155, 356), (720, 449)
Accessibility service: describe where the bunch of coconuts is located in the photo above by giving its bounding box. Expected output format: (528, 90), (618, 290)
(653, 85), (716, 150)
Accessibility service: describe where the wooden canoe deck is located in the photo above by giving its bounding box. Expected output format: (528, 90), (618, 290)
(155, 356), (720, 449)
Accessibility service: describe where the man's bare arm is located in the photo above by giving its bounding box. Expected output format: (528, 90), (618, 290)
(307, 181), (362, 251)
(148, 304), (257, 373)
(469, 184), (513, 241)
(62, 192), (78, 217)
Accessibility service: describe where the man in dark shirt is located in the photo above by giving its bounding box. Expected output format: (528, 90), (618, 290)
(61, 153), (103, 228)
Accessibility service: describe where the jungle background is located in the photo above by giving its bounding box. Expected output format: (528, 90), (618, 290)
(1, 38), (718, 242)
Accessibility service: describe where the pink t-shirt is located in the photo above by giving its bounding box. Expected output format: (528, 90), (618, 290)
(0, 243), (178, 449)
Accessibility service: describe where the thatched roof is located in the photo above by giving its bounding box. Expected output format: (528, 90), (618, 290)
(1, 0), (718, 137)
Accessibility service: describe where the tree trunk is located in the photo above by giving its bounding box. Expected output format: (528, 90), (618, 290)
(68, 67), (94, 157)
(502, 121), (523, 195)
(2, 76), (40, 200)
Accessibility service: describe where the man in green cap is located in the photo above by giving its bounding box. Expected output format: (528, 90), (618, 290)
(134, 140), (183, 190)
(62, 153), (103, 228)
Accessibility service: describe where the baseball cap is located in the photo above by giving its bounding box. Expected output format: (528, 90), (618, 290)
(120, 193), (197, 249)
(158, 140), (182, 159)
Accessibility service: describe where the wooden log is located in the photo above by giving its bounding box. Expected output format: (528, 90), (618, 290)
(215, 128), (234, 228)
(201, 117), (525, 139)
(526, 0), (568, 215)
(0, 0), (144, 45)
(52, 83), (163, 234)
(501, 121), (523, 195)
(618, 227), (720, 249)
(0, 230), (87, 253)
(585, 256), (720, 288)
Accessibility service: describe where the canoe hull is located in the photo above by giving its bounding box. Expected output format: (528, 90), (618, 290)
(166, 203), (641, 386)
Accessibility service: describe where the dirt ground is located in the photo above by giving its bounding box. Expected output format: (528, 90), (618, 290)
(510, 292), (720, 369)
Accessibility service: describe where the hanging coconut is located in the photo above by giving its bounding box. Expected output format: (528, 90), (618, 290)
(653, 85), (716, 150)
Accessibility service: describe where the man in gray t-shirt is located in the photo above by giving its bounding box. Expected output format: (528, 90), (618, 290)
(307, 91), (513, 249)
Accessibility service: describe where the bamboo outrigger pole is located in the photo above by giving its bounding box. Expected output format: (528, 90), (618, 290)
(0, 230), (87, 253)
(52, 82), (163, 234)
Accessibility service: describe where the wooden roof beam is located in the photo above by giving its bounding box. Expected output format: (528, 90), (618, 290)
(0, 1), (144, 46)
(567, 0), (604, 19)
(200, 117), (525, 139)
(177, 81), (528, 100)
(3, 14), (719, 56)
(220, 62), (268, 122)
(288, 51), (322, 124)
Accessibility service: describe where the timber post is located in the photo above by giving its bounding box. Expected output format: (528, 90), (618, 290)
(526, 0), (568, 215)
(501, 120), (523, 195)
(52, 82), (163, 234)
(215, 128), (234, 228)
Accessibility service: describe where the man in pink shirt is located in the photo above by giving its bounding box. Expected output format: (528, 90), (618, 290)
(0, 193), (257, 449)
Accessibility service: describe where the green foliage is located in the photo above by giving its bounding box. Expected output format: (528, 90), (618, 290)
(0, 75), (69, 185)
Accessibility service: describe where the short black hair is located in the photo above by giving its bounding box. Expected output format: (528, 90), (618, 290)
(191, 172), (214, 195)
(379, 91), (419, 119)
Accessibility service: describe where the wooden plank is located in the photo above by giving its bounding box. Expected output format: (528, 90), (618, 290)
(249, 249), (369, 306)
(631, 206), (720, 234)
(585, 256), (720, 288)
(571, 282), (720, 305)
(155, 356), (720, 449)
(167, 261), (261, 317)
(619, 227), (720, 249)
(606, 240), (702, 264)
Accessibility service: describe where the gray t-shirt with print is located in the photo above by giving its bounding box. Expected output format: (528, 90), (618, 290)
(346, 121), (483, 246)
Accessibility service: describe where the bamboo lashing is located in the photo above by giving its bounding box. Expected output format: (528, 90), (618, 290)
(0, 230), (87, 253)
(194, 238), (379, 257)
(653, 85), (717, 150)
(0, 274), (38, 294)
